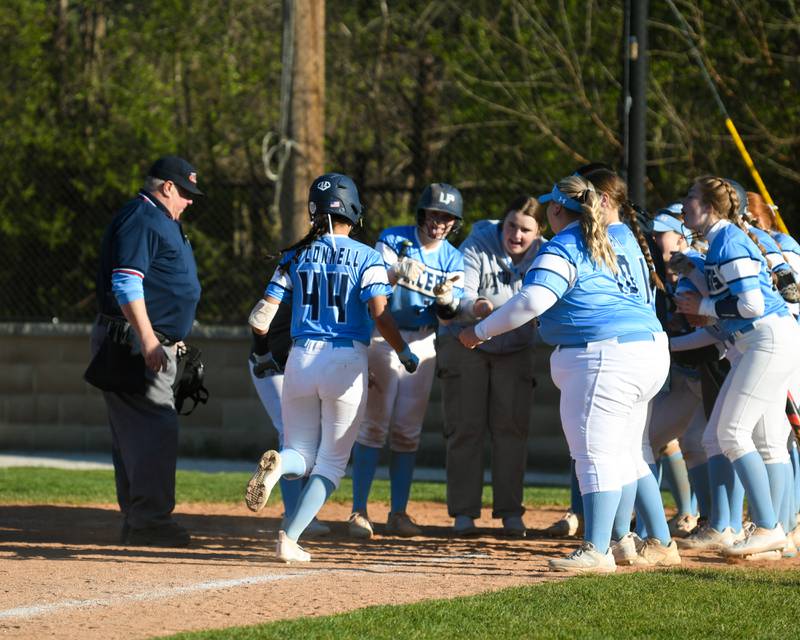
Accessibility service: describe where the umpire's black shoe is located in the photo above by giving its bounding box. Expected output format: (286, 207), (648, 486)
(126, 522), (191, 548)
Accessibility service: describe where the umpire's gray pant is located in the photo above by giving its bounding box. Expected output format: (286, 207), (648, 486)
(437, 333), (535, 520)
(91, 322), (179, 529)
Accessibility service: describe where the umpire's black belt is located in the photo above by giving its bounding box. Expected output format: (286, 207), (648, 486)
(97, 314), (177, 346)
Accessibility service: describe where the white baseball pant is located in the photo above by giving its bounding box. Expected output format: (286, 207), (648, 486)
(250, 365), (285, 437)
(703, 313), (800, 464)
(550, 332), (670, 495)
(648, 367), (707, 469)
(356, 328), (437, 452)
(281, 339), (369, 487)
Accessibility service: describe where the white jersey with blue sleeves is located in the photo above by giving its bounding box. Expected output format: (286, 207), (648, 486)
(608, 222), (655, 307)
(266, 234), (392, 345)
(704, 222), (786, 334)
(525, 222), (661, 346)
(376, 225), (464, 329)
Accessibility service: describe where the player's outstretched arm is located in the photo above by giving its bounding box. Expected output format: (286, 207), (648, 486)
(368, 295), (419, 373)
(459, 283), (557, 349)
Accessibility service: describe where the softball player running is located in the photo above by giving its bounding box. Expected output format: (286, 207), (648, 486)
(248, 302), (330, 538)
(675, 176), (800, 557)
(348, 183), (465, 539)
(460, 174), (673, 574)
(244, 173), (419, 562)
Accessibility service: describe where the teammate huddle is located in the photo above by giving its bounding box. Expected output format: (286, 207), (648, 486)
(242, 167), (800, 573)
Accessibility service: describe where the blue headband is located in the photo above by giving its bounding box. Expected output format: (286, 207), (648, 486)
(538, 184), (585, 213)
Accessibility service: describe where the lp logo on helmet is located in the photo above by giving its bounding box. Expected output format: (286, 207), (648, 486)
(317, 181), (332, 191)
(439, 192), (456, 205)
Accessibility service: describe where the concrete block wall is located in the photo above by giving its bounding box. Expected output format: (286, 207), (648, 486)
(0, 323), (570, 470)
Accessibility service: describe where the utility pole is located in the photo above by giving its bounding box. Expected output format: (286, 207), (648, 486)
(625, 0), (648, 207)
(279, 0), (325, 245)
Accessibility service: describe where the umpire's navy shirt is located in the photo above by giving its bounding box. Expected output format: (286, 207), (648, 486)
(97, 191), (201, 341)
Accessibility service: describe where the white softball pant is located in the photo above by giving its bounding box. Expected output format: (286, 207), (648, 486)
(649, 367), (707, 469)
(250, 365), (285, 438)
(281, 339), (369, 487)
(703, 313), (800, 464)
(550, 332), (670, 495)
(356, 328), (437, 452)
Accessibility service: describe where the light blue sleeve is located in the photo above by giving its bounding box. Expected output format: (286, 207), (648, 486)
(265, 253), (296, 301)
(718, 237), (761, 295)
(524, 245), (574, 299)
(111, 270), (144, 305)
(359, 251), (393, 302)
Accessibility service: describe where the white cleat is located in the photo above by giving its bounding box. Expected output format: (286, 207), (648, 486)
(676, 524), (735, 551)
(545, 510), (583, 538)
(303, 518), (332, 538)
(612, 533), (648, 566)
(668, 513), (699, 538)
(275, 530), (311, 563)
(245, 450), (282, 512)
(549, 541), (616, 574)
(638, 538), (682, 567)
(722, 524), (786, 557)
(347, 511), (374, 539)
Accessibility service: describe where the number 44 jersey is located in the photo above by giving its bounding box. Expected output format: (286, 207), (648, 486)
(266, 234), (393, 345)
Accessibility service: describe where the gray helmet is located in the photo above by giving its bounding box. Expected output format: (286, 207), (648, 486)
(724, 178), (748, 219)
(416, 183), (463, 220)
(308, 173), (364, 225)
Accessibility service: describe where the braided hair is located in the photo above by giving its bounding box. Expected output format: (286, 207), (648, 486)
(277, 215), (333, 274)
(584, 168), (665, 293)
(695, 176), (777, 286)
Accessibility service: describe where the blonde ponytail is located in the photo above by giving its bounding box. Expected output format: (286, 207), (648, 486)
(556, 175), (618, 273)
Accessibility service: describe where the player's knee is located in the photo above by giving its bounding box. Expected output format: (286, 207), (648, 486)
(357, 424), (388, 449)
(389, 430), (421, 452)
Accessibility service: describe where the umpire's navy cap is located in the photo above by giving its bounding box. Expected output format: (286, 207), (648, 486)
(148, 155), (203, 195)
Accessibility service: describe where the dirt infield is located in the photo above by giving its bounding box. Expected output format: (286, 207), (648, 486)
(1, 501), (796, 639)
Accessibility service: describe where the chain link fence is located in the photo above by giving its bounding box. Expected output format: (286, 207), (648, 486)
(0, 173), (517, 326)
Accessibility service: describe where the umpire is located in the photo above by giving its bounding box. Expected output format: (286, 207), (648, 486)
(89, 155), (202, 547)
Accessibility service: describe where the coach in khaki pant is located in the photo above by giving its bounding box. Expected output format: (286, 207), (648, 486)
(437, 197), (544, 536)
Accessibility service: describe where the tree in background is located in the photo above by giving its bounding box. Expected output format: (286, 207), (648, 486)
(0, 0), (797, 323)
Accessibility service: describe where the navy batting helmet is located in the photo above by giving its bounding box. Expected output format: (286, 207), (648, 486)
(416, 183), (463, 220)
(308, 173), (364, 225)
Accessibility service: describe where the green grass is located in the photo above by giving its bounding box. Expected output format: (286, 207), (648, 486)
(0, 467), (677, 509)
(0, 467), (575, 507)
(163, 568), (800, 639)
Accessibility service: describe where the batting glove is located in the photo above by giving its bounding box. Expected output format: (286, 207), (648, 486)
(433, 278), (455, 306)
(397, 344), (419, 373)
(391, 258), (425, 283)
(250, 352), (281, 378)
(667, 252), (694, 276)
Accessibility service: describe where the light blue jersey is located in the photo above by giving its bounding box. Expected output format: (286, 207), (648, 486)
(703, 221), (786, 334)
(608, 222), (655, 307)
(748, 224), (791, 275)
(771, 230), (800, 258)
(267, 234), (392, 345)
(525, 221), (661, 346)
(376, 226), (464, 329)
(674, 250), (707, 296)
(675, 250), (729, 345)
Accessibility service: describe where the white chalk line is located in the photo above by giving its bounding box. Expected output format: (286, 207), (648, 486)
(0, 570), (325, 621)
(0, 550), (493, 622)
